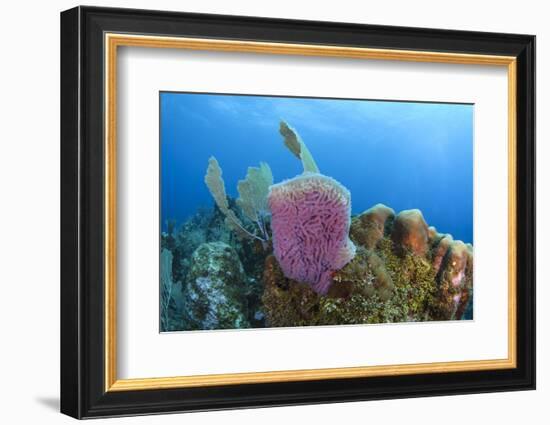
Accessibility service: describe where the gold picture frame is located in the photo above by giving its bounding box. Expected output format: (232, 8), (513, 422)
(104, 33), (517, 392)
(61, 6), (535, 419)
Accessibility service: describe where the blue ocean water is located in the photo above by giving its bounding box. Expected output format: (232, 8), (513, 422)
(160, 92), (473, 244)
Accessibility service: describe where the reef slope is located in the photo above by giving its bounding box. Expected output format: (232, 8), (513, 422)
(161, 202), (473, 330)
(262, 204), (473, 327)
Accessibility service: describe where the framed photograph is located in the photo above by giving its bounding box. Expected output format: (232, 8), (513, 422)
(60, 6), (535, 419)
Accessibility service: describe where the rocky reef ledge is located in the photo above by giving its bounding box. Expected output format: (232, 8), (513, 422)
(161, 202), (473, 331)
(262, 204), (473, 327)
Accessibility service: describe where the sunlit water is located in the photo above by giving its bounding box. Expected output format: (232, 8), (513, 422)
(161, 92), (473, 243)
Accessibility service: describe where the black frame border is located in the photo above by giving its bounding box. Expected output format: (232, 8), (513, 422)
(60, 6), (535, 419)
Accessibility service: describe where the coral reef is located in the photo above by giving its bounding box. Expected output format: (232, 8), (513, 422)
(161, 200), (473, 330)
(183, 242), (250, 330)
(202, 121), (356, 295)
(349, 203), (395, 249)
(161, 121), (474, 331)
(431, 239), (473, 320)
(262, 203), (473, 327)
(391, 209), (430, 256)
(162, 204), (236, 285)
(161, 202), (268, 330)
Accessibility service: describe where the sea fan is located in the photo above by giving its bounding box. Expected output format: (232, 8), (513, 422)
(205, 157), (272, 242)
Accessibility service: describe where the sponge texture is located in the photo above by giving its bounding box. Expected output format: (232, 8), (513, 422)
(268, 172), (356, 295)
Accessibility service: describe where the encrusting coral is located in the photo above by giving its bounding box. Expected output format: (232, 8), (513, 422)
(262, 203), (473, 327)
(391, 209), (430, 256)
(349, 204), (395, 249)
(183, 242), (250, 330)
(431, 239), (473, 320)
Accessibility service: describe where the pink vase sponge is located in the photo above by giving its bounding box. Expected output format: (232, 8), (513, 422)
(268, 172), (356, 295)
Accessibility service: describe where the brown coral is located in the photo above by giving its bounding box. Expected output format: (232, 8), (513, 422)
(262, 204), (474, 327)
(391, 209), (430, 256)
(432, 240), (474, 320)
(331, 247), (394, 300)
(350, 203), (395, 249)
(431, 234), (454, 273)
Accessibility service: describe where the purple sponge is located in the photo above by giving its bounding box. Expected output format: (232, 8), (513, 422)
(268, 172), (356, 295)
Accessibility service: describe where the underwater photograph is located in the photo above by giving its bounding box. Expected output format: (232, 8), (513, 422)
(159, 92), (474, 332)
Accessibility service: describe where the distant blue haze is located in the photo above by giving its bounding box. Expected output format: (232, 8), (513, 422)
(160, 92), (473, 243)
